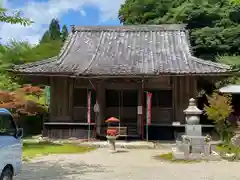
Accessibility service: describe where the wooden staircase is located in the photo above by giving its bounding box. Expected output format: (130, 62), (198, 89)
(121, 119), (139, 137)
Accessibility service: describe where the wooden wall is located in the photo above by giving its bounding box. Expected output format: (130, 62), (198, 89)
(72, 79), (95, 122)
(49, 76), (198, 125)
(172, 76), (197, 123)
(49, 77), (73, 121)
(144, 77), (172, 124)
(45, 75), (200, 139)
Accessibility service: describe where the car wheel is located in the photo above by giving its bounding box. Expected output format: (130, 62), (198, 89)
(0, 168), (13, 180)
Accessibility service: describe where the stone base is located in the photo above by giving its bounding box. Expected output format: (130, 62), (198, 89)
(107, 138), (116, 151)
(172, 148), (221, 161)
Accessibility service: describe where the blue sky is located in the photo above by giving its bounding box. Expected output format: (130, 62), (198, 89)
(61, 5), (120, 27)
(0, 0), (124, 44)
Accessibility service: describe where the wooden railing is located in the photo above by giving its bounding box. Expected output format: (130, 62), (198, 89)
(43, 122), (96, 139)
(117, 127), (128, 137)
(106, 126), (128, 140)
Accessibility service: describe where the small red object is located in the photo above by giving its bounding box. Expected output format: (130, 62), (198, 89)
(106, 129), (117, 136)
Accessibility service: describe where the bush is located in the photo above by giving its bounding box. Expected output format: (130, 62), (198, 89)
(0, 85), (47, 116)
(216, 144), (240, 161)
(204, 92), (234, 143)
(16, 115), (43, 137)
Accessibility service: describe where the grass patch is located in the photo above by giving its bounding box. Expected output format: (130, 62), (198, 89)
(216, 144), (240, 161)
(216, 144), (240, 154)
(156, 152), (202, 163)
(23, 141), (95, 161)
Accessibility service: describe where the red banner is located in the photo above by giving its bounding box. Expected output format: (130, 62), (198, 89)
(87, 91), (91, 124)
(146, 92), (152, 125)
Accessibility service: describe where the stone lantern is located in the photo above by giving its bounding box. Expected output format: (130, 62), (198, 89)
(183, 98), (202, 125)
(171, 98), (220, 161)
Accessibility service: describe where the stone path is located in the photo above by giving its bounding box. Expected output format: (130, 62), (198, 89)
(16, 148), (240, 180)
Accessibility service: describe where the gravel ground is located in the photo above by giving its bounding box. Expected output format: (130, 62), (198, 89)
(16, 148), (240, 180)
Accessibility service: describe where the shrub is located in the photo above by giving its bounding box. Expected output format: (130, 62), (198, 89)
(204, 92), (234, 143)
(0, 85), (47, 117)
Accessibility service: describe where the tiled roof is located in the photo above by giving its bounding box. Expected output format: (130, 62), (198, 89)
(12, 25), (231, 76)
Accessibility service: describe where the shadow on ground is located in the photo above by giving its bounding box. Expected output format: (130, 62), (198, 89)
(16, 160), (108, 180)
(113, 149), (129, 153)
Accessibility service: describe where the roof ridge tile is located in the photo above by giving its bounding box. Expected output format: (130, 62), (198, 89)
(74, 24), (187, 32)
(191, 56), (231, 69)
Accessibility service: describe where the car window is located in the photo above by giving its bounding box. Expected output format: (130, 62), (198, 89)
(0, 114), (17, 136)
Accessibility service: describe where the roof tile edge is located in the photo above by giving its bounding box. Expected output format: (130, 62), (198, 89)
(191, 56), (232, 70)
(74, 24), (187, 31)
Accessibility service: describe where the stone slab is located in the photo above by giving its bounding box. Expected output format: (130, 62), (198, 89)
(172, 151), (221, 161)
(176, 143), (190, 153)
(189, 136), (205, 145)
(185, 125), (202, 136)
(192, 146), (204, 154)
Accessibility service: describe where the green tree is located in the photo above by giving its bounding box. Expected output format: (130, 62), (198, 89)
(204, 92), (234, 142)
(119, 0), (240, 59)
(0, 41), (32, 69)
(61, 24), (68, 42)
(0, 4), (33, 91)
(49, 19), (61, 40)
(0, 39), (62, 91)
(40, 19), (66, 43)
(27, 40), (62, 61)
(0, 41), (31, 91)
(40, 31), (51, 43)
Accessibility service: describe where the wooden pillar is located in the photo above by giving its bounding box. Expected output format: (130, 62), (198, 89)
(96, 80), (105, 135)
(172, 76), (176, 122)
(137, 81), (142, 137)
(140, 79), (145, 139)
(69, 78), (74, 121)
(49, 77), (54, 121)
(173, 76), (181, 122)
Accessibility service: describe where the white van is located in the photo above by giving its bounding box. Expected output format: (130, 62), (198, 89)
(0, 108), (23, 180)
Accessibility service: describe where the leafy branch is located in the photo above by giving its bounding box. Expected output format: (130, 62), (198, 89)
(0, 7), (33, 26)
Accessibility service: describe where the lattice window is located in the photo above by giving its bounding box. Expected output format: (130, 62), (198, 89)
(144, 90), (172, 108)
(105, 90), (138, 107)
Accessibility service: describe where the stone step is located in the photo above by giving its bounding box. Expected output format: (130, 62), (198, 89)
(81, 140), (156, 149)
(127, 129), (138, 136)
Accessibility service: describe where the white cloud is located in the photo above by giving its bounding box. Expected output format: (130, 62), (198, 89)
(0, 0), (124, 44)
(79, 10), (86, 17)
